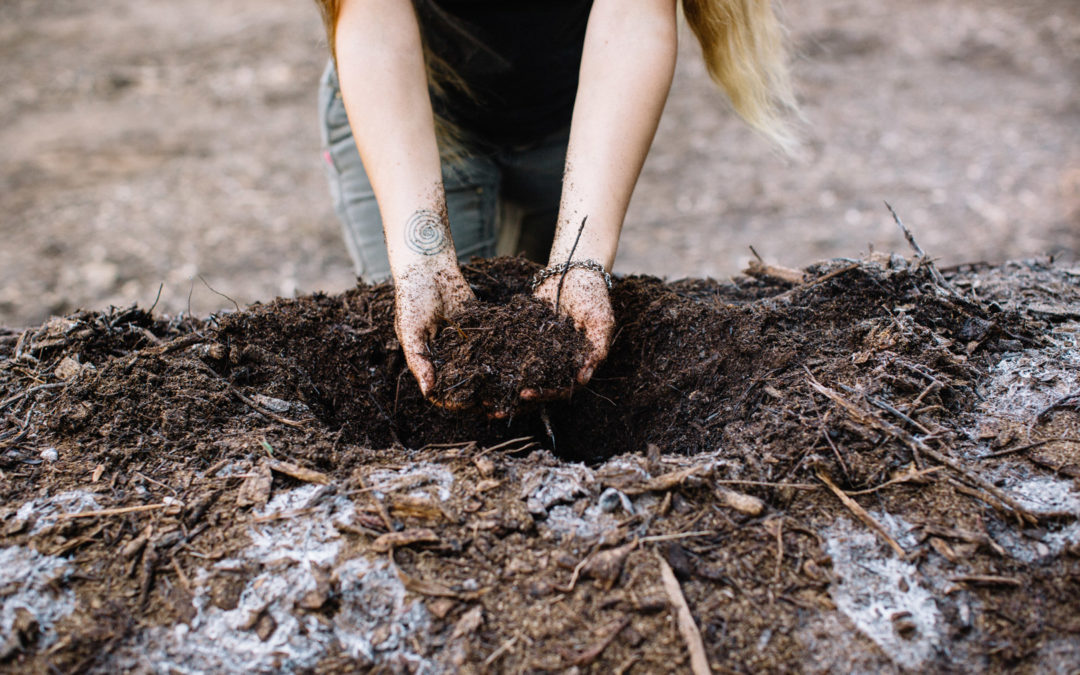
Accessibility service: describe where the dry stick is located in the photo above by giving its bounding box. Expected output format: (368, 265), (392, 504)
(639, 530), (714, 544)
(483, 635), (519, 668)
(845, 467), (943, 495)
(981, 437), (1080, 459)
(884, 201), (956, 293)
(475, 435), (535, 457)
(555, 215), (588, 313)
(820, 424), (851, 481)
(713, 479), (818, 490)
(656, 552), (711, 675)
(58, 503), (167, 520)
(949, 575), (1021, 587)
(817, 471), (907, 558)
(0, 382), (65, 412)
(771, 263), (860, 302)
(229, 387), (306, 429)
(198, 274), (240, 312)
(805, 372), (1037, 525)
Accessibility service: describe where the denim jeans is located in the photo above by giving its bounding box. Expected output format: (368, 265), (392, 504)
(319, 61), (568, 281)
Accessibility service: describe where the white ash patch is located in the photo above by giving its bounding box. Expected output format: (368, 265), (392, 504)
(332, 557), (432, 667)
(824, 517), (944, 671)
(521, 464), (595, 515)
(985, 476), (1080, 563)
(1008, 476), (1080, 515)
(976, 342), (1080, 425)
(15, 490), (100, 535)
(367, 463), (455, 501)
(543, 503), (621, 540)
(524, 459), (657, 539)
(0, 546), (75, 651)
(108, 486), (434, 674)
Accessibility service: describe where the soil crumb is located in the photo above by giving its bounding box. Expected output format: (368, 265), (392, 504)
(429, 296), (588, 414)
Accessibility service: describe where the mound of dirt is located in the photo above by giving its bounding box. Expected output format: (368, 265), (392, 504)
(427, 296), (588, 414)
(1, 254), (1078, 673)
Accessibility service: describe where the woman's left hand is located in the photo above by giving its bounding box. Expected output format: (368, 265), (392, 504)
(531, 267), (614, 396)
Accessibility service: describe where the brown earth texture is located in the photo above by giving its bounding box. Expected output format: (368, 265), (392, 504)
(2, 252), (1080, 673)
(2, 0), (1080, 672)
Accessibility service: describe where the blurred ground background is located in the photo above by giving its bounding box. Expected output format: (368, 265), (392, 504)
(1, 0), (1077, 327)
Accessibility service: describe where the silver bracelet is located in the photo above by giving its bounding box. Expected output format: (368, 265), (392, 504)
(530, 259), (613, 290)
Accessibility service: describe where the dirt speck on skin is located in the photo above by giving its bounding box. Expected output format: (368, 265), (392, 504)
(2, 254), (1079, 673)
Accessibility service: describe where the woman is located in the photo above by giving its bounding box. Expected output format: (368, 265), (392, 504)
(315, 0), (794, 402)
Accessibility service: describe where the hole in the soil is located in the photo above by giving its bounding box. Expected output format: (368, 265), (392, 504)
(209, 257), (984, 466)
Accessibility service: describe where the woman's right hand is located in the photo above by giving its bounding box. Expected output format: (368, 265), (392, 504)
(393, 258), (475, 397)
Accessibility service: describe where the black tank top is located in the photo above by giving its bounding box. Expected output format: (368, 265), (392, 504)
(415, 0), (593, 149)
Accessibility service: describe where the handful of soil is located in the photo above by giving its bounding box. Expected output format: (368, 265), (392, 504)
(427, 295), (588, 414)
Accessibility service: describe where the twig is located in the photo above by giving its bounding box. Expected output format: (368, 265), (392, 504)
(817, 470), (907, 558)
(148, 282), (164, 314)
(639, 531), (714, 544)
(770, 263), (860, 302)
(58, 503), (167, 520)
(884, 201), (956, 292)
(555, 216), (588, 312)
(980, 437), (1080, 459)
(806, 371), (1036, 525)
(821, 425), (850, 481)
(656, 552), (711, 675)
(1036, 392), (1080, 422)
(0, 382), (65, 412)
(555, 552), (593, 593)
(845, 467), (942, 495)
(712, 479), (818, 490)
(475, 435), (534, 456)
(230, 387), (306, 429)
(885, 201), (926, 258)
(483, 635), (519, 667)
(198, 274), (240, 312)
(949, 575), (1021, 587)
(570, 617), (630, 666)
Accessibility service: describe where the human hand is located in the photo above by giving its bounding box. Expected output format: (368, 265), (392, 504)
(393, 260), (475, 398)
(530, 265), (614, 396)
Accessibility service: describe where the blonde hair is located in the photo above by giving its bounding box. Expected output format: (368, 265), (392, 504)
(315, 0), (797, 152)
(682, 0), (798, 151)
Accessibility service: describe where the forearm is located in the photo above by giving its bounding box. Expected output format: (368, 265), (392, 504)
(548, 0), (673, 268)
(334, 0), (455, 274)
(549, 0), (678, 269)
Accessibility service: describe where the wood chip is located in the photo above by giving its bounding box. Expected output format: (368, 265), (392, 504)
(450, 605), (484, 641)
(582, 541), (637, 590)
(371, 528), (439, 553)
(268, 459), (330, 485)
(623, 465), (706, 495)
(656, 552), (711, 675)
(949, 575), (1021, 587)
(716, 487), (764, 515)
(236, 460), (272, 508)
(56, 503), (167, 520)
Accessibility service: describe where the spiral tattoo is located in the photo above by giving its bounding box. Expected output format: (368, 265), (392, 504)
(404, 209), (450, 256)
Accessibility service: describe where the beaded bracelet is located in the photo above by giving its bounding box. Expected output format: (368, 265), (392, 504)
(530, 259), (613, 291)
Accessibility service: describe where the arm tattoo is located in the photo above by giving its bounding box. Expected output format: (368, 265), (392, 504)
(404, 209), (450, 256)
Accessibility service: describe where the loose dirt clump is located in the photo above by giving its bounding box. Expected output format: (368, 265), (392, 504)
(427, 296), (588, 414)
(1, 254), (1079, 673)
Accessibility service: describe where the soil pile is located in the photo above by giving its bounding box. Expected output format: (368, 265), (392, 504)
(1, 255), (1078, 673)
(427, 296), (588, 414)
